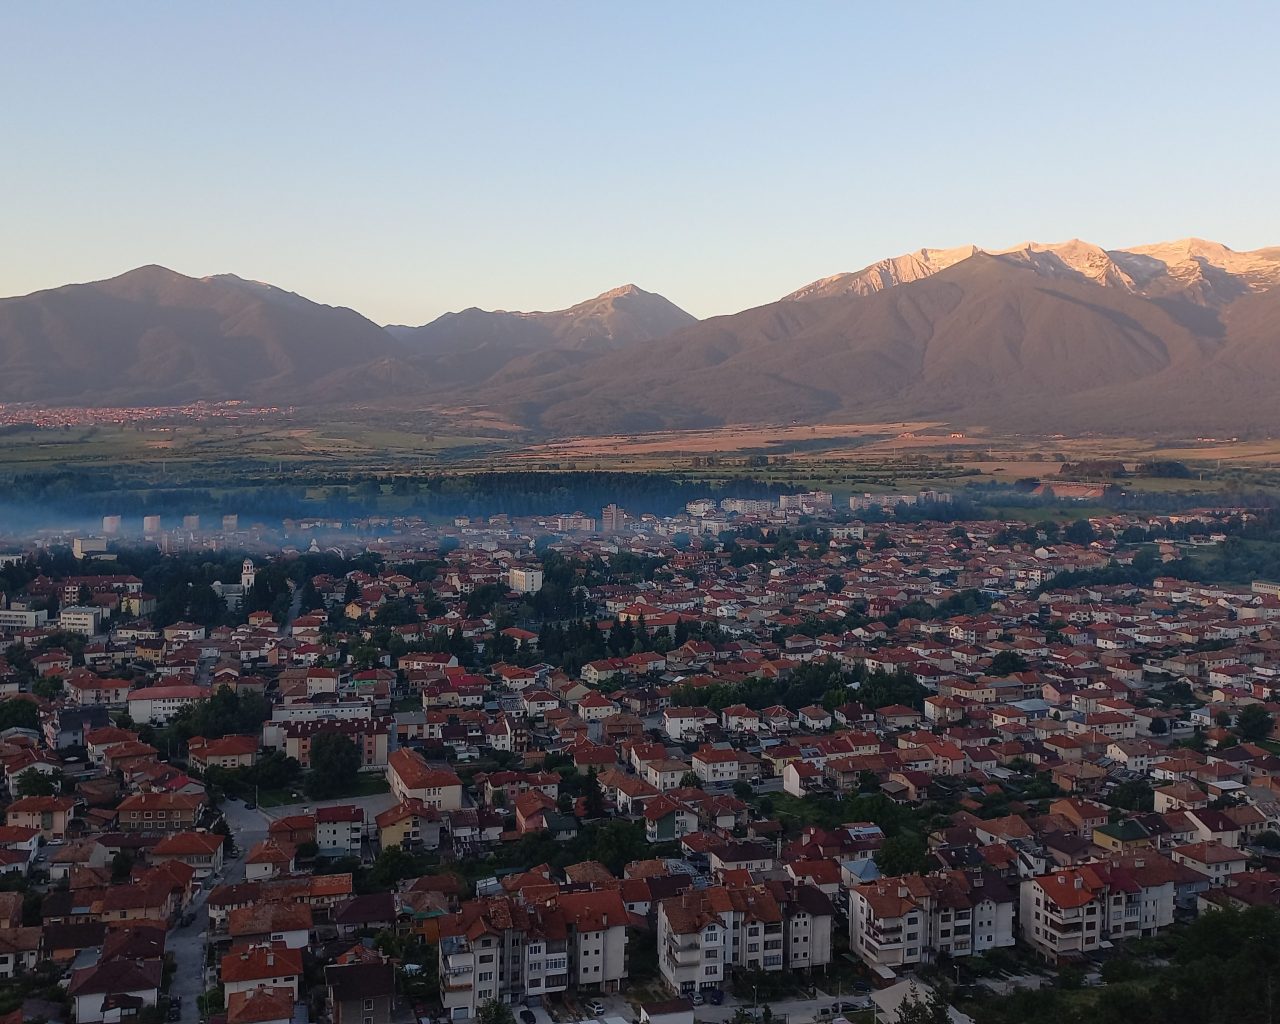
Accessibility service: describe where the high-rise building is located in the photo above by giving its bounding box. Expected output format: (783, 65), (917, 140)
(508, 567), (544, 594)
(102, 515), (122, 535)
(601, 504), (627, 532)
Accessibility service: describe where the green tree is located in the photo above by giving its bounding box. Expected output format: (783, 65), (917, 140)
(989, 650), (1028, 675)
(15, 769), (62, 797)
(1064, 518), (1097, 545)
(1149, 716), (1169, 735)
(583, 767), (606, 818)
(679, 771), (702, 789)
(894, 984), (950, 1024)
(875, 832), (929, 876)
(0, 700), (39, 732)
(1107, 779), (1154, 813)
(476, 1001), (515, 1024)
(111, 850), (135, 883)
(1238, 703), (1274, 742)
(364, 847), (428, 891)
(578, 820), (648, 875)
(305, 733), (361, 799)
(32, 676), (64, 700)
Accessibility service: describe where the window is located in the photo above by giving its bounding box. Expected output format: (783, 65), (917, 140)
(364, 1000), (375, 1012)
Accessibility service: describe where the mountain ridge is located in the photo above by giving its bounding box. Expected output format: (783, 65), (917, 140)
(3, 239), (1280, 439)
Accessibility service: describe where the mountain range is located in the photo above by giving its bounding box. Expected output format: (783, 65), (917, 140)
(4, 238), (1280, 436)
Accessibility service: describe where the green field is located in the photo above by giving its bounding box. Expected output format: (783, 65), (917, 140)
(6, 413), (1280, 523)
(0, 417), (503, 473)
(256, 773), (389, 808)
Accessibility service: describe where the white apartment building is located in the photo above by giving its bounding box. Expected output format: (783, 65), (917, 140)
(508, 567), (544, 594)
(850, 871), (1016, 973)
(438, 890), (630, 1020)
(691, 747), (741, 785)
(59, 605), (102, 636)
(1019, 856), (1178, 962)
(656, 883), (834, 995)
(314, 805), (364, 857)
(126, 684), (209, 724)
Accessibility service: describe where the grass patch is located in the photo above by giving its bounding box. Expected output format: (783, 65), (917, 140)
(257, 774), (389, 807)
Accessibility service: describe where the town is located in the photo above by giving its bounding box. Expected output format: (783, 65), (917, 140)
(0, 490), (1277, 1024)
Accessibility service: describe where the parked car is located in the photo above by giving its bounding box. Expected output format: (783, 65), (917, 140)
(708, 990), (724, 1006)
(587, 1001), (606, 1017)
(691, 993), (705, 1007)
(519, 1011), (536, 1024)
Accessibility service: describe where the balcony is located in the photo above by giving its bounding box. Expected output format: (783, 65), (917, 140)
(442, 966), (474, 993)
(444, 956), (474, 976)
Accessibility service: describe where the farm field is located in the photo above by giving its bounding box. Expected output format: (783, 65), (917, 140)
(5, 406), (1280, 508)
(0, 419), (500, 473)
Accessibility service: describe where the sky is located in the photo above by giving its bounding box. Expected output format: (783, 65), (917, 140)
(2, 3), (1279, 325)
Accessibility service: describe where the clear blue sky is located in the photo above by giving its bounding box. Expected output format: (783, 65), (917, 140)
(2, 3), (1277, 324)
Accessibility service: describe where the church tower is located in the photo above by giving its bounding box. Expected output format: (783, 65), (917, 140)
(241, 558), (256, 590)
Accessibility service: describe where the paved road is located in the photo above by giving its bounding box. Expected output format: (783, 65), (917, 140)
(167, 789), (404, 1022)
(258, 790), (399, 822)
(168, 800), (271, 1023)
(692, 990), (861, 1024)
(278, 585), (303, 637)
(578, 989), (857, 1024)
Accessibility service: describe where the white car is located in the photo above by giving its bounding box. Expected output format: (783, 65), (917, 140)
(587, 1001), (606, 1017)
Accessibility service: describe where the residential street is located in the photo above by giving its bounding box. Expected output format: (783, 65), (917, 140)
(258, 790), (399, 822)
(167, 799), (270, 1023)
(586, 988), (858, 1024)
